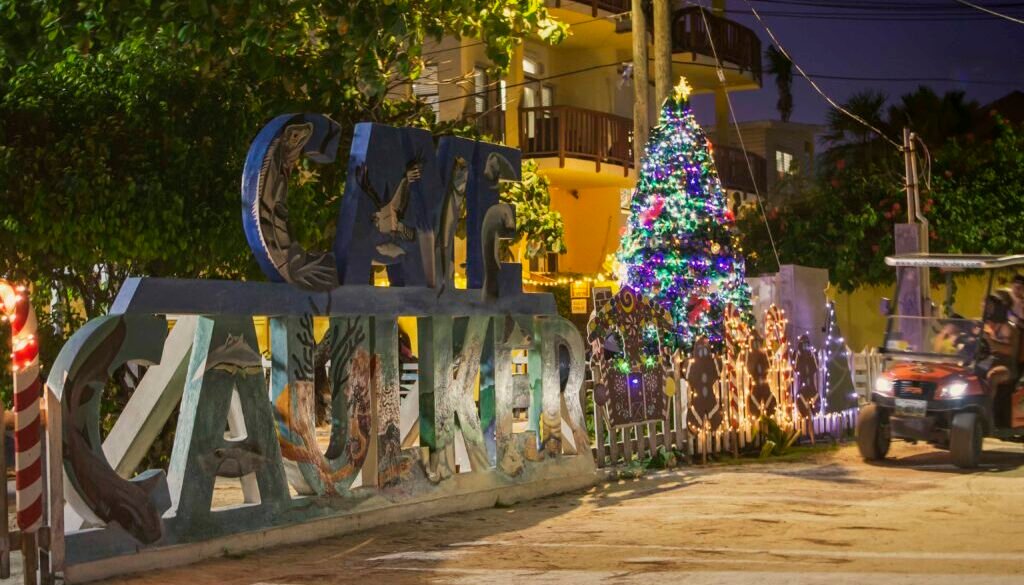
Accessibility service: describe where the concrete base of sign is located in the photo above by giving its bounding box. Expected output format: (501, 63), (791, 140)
(64, 458), (596, 583)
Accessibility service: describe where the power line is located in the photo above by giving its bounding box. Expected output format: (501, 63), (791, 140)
(740, 0), (903, 150)
(955, 0), (1024, 23)
(801, 73), (1020, 86)
(723, 8), (1024, 21)
(427, 56), (1019, 109)
(423, 11), (628, 59)
(750, 0), (1024, 9)
(672, 59), (1021, 86)
(432, 61), (622, 105)
(695, 3), (781, 270)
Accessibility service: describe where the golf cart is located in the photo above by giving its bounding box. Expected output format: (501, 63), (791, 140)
(858, 253), (1024, 468)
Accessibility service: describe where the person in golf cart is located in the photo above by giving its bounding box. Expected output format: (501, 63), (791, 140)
(1010, 273), (1024, 321)
(979, 289), (1024, 427)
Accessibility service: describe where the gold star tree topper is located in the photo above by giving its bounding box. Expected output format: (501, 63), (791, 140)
(673, 76), (693, 101)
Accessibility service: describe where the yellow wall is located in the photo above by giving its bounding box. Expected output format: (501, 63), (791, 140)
(548, 184), (624, 274)
(832, 273), (1004, 352)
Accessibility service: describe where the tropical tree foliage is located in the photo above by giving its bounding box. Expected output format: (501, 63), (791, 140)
(764, 45), (793, 122)
(500, 159), (566, 260)
(929, 117), (1024, 254)
(739, 86), (1016, 291)
(738, 159), (902, 290)
(0, 0), (566, 401)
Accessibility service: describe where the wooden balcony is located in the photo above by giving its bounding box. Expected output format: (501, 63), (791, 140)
(713, 144), (767, 195)
(469, 105), (763, 193)
(467, 109), (506, 143)
(672, 7), (762, 84)
(519, 105), (633, 175)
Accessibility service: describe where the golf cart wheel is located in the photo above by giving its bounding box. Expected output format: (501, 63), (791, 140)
(950, 412), (983, 469)
(857, 404), (891, 461)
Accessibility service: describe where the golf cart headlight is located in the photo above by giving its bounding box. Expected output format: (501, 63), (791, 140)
(940, 380), (968, 399)
(874, 376), (893, 396)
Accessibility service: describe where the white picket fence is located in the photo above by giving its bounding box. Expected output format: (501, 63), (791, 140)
(589, 347), (882, 468)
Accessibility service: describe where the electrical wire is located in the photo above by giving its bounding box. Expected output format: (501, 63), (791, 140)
(741, 0), (904, 150)
(722, 8), (1024, 21)
(432, 61), (623, 105)
(427, 56), (1020, 109)
(695, 3), (782, 271)
(671, 59), (1020, 86)
(720, 7), (1024, 20)
(751, 0), (1024, 10)
(955, 0), (1024, 24)
(422, 11), (629, 58)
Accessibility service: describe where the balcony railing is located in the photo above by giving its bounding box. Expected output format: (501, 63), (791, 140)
(467, 109), (506, 143)
(474, 105), (765, 191)
(519, 105), (634, 174)
(672, 7), (762, 84)
(713, 144), (767, 195)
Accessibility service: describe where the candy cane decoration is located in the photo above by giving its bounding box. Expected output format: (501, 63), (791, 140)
(764, 305), (792, 424)
(0, 281), (43, 533)
(723, 304), (749, 434)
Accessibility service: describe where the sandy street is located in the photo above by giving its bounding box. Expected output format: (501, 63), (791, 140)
(94, 439), (1024, 585)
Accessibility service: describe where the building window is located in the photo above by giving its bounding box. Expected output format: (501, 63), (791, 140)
(523, 56), (540, 76)
(775, 150), (794, 177)
(413, 64), (440, 117)
(472, 67), (489, 114)
(529, 252), (559, 273)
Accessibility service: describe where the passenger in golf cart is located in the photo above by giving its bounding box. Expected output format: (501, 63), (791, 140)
(978, 289), (1024, 427)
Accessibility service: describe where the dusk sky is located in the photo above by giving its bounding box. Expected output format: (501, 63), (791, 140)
(689, 1), (1024, 130)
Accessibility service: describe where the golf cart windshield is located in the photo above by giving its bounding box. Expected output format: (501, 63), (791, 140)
(884, 315), (981, 361)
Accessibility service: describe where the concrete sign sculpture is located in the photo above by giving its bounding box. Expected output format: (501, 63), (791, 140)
(45, 117), (594, 583)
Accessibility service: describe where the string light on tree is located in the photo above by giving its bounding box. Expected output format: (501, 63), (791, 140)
(617, 75), (754, 351)
(822, 301), (857, 413)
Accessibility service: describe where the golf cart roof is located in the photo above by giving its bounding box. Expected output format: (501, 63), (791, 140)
(884, 253), (1024, 270)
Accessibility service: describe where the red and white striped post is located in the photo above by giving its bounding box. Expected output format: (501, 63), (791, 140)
(0, 281), (43, 534)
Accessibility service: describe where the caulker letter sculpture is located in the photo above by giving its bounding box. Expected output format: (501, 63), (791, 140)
(45, 115), (595, 583)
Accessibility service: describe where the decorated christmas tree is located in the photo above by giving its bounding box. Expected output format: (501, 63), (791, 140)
(617, 77), (753, 351)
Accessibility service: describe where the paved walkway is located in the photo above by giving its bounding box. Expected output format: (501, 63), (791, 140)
(94, 439), (1024, 585)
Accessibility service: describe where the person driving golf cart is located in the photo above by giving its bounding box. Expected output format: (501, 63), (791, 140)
(981, 290), (1024, 366)
(932, 313), (973, 355)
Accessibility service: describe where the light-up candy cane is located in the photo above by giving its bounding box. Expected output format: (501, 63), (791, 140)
(723, 304), (749, 443)
(0, 281), (43, 533)
(764, 304), (792, 426)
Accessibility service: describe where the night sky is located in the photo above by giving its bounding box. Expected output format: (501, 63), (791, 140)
(690, 1), (1024, 129)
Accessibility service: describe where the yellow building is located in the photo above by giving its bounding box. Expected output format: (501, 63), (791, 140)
(418, 1), (764, 292)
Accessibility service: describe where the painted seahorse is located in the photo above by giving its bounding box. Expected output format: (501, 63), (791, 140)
(481, 202), (516, 302)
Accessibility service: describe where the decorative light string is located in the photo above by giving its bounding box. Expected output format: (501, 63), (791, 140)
(523, 273), (612, 288)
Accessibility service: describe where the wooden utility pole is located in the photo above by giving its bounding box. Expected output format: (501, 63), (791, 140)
(653, 0), (673, 107)
(632, 0), (649, 169)
(894, 127), (931, 340)
(902, 127), (930, 310)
